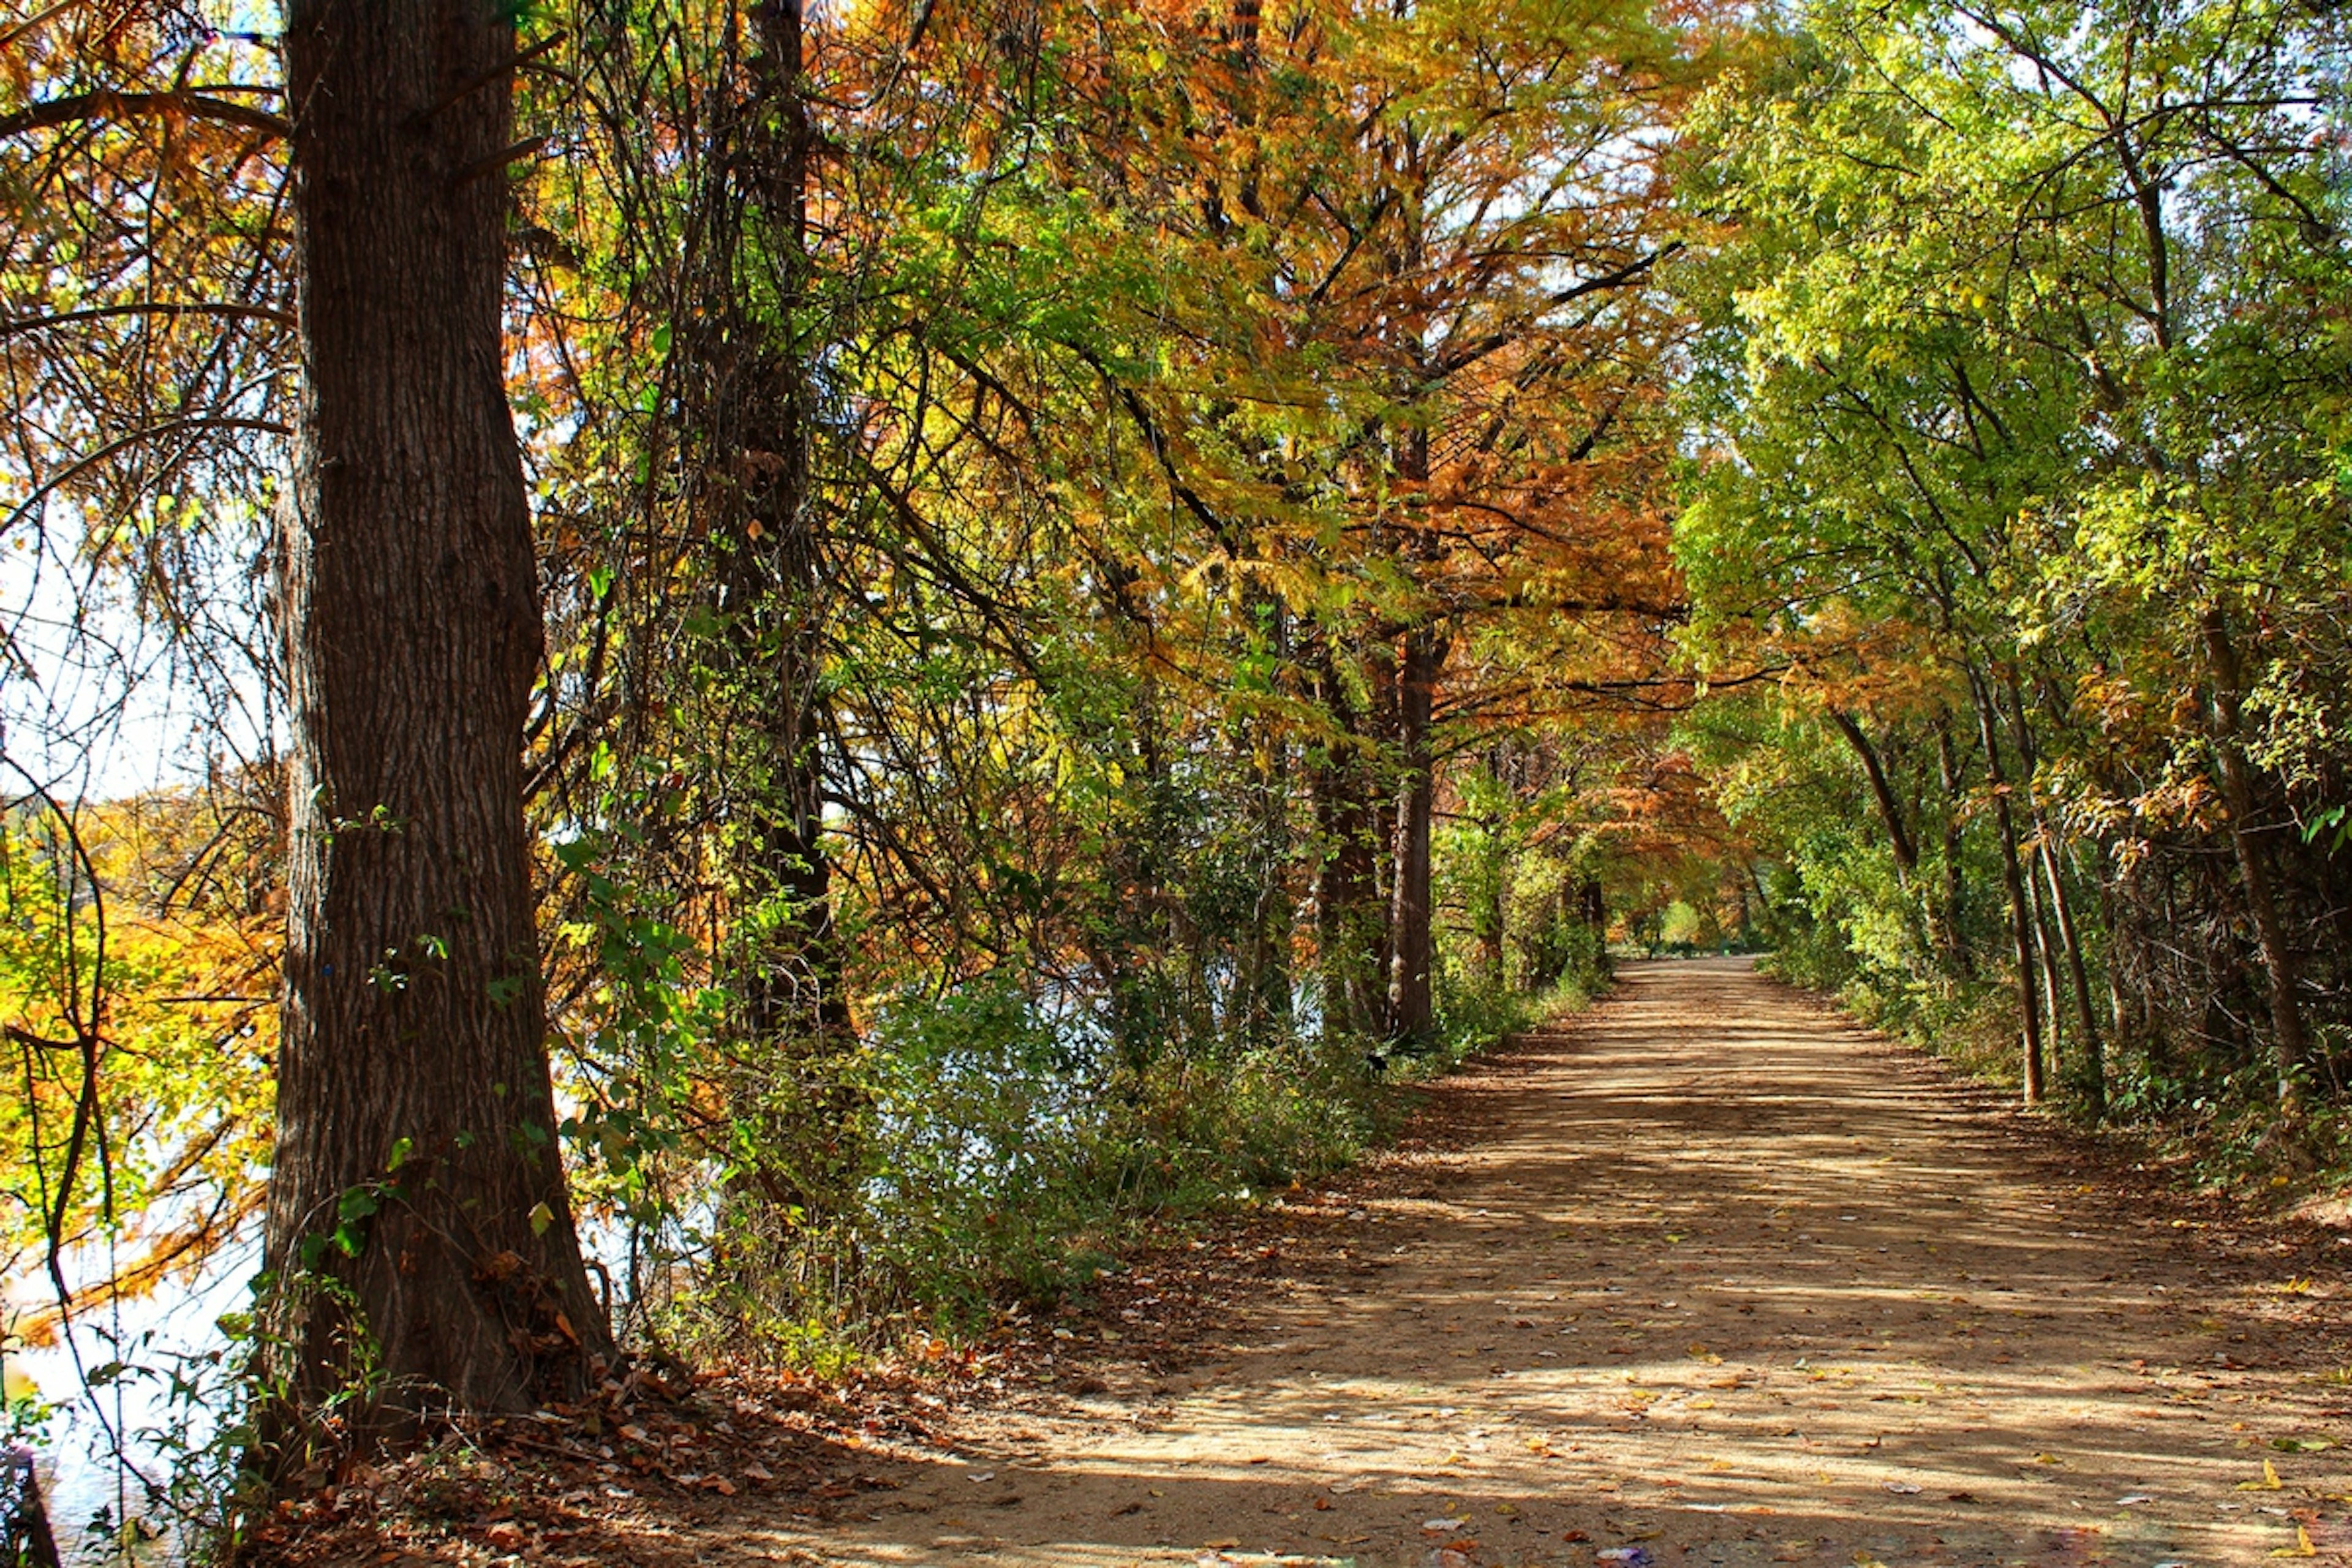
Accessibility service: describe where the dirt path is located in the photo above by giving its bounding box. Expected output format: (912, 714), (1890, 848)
(739, 958), (2352, 1567)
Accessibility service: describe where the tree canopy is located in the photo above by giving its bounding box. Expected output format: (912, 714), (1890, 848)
(0, 0), (2345, 1550)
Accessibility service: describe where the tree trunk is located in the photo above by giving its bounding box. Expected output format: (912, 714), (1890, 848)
(267, 0), (611, 1436)
(1970, 671), (2045, 1105)
(2039, 840), (2105, 1117)
(1310, 636), (1382, 1039)
(2025, 842), (2067, 1073)
(1999, 672), (2104, 1112)
(1385, 621), (1446, 1044)
(2200, 605), (2308, 1107)
(1827, 709), (1917, 873)
(671, 0), (859, 1232)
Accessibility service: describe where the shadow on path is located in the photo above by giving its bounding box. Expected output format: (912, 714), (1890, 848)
(734, 959), (2352, 1567)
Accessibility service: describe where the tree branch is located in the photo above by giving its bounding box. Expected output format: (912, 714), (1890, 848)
(0, 88), (290, 143)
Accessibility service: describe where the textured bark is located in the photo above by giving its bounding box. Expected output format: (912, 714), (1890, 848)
(265, 0), (611, 1433)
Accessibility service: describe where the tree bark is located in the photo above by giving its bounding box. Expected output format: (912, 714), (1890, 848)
(2200, 605), (2308, 1107)
(266, 0), (611, 1435)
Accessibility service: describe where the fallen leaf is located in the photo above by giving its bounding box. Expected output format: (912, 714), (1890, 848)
(2240, 1460), (2285, 1491)
(2270, 1525), (2318, 1558)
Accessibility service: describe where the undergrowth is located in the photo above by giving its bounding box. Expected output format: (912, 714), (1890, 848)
(1759, 949), (2352, 1212)
(646, 967), (1594, 1373)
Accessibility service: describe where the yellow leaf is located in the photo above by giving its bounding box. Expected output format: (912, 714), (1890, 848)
(2239, 1458), (2285, 1491)
(2270, 1525), (2316, 1558)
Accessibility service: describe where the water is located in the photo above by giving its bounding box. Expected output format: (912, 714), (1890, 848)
(7, 1242), (255, 1566)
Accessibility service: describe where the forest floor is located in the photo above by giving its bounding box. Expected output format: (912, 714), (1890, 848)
(284, 957), (2352, 1567)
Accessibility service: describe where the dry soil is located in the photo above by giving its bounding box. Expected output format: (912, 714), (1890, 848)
(727, 957), (2352, 1567)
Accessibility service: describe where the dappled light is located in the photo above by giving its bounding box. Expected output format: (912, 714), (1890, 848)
(735, 962), (2350, 1566)
(1, 0), (2345, 1559)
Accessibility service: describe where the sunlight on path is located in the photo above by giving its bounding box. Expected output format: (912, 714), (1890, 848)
(744, 959), (2351, 1567)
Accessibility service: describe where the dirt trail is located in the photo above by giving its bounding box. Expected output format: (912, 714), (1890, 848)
(742, 959), (2352, 1567)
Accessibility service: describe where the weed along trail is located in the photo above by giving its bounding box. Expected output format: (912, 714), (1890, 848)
(740, 959), (2352, 1567)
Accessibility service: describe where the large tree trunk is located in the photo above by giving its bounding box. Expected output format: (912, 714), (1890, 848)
(266, 0), (611, 1436)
